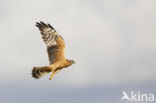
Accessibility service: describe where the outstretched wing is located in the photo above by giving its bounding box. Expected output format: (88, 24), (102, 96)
(36, 21), (65, 64)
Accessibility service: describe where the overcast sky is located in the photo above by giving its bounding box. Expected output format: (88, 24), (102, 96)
(0, 0), (156, 103)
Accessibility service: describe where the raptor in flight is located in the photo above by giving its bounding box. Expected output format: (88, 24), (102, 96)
(32, 21), (75, 80)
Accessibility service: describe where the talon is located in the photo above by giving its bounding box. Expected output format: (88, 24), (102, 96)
(49, 77), (53, 80)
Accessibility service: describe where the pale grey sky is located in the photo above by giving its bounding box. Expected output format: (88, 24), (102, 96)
(0, 0), (156, 103)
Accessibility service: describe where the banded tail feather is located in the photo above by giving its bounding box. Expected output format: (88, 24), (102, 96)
(32, 66), (52, 79)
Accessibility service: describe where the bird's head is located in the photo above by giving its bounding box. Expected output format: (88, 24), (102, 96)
(66, 59), (75, 65)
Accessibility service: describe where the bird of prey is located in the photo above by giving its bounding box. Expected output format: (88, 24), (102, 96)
(32, 21), (75, 80)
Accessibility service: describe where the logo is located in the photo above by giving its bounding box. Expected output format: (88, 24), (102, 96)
(121, 91), (155, 102)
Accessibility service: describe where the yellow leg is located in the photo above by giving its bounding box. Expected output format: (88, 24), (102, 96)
(49, 64), (60, 80)
(49, 72), (55, 80)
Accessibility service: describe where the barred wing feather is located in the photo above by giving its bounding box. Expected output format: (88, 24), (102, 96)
(36, 21), (65, 64)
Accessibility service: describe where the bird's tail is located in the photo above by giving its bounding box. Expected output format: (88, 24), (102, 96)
(32, 66), (52, 79)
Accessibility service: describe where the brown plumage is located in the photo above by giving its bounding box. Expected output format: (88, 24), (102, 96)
(32, 21), (75, 80)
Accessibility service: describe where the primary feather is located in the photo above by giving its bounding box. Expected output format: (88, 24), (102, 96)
(36, 21), (57, 47)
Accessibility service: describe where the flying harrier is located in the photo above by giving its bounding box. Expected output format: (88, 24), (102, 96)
(32, 21), (75, 80)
